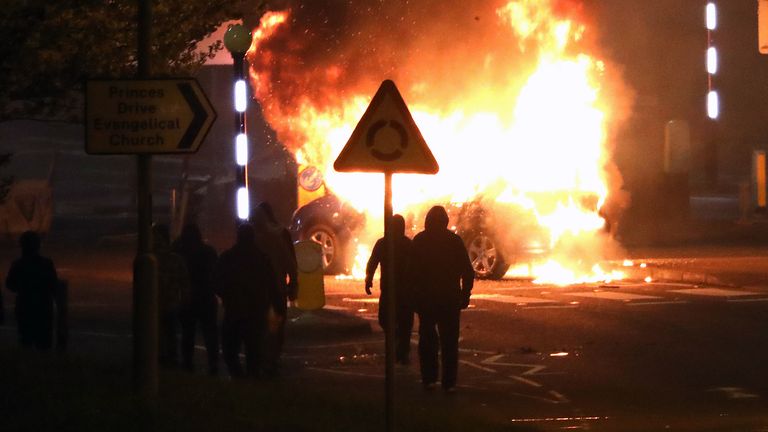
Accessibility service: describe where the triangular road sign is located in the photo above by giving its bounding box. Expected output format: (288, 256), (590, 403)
(334, 80), (439, 174)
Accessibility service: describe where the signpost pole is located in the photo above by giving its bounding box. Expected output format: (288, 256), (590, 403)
(133, 0), (158, 400)
(384, 171), (396, 432)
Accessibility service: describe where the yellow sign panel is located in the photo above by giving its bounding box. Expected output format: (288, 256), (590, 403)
(334, 80), (439, 174)
(86, 79), (216, 154)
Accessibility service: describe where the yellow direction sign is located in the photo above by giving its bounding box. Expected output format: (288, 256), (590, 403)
(85, 79), (216, 154)
(334, 80), (439, 174)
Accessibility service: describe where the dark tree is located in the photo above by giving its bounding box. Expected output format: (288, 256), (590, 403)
(0, 0), (265, 121)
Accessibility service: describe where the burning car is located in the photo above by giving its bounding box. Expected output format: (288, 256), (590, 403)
(250, 1), (631, 285)
(290, 188), (550, 279)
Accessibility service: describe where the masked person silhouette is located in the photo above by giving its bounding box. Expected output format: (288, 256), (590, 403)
(409, 206), (474, 392)
(5, 231), (58, 350)
(215, 223), (278, 379)
(153, 224), (191, 368)
(172, 224), (219, 375)
(364, 214), (414, 365)
(253, 202), (297, 377)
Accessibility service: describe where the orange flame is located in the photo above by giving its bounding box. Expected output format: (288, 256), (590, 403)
(248, 1), (632, 285)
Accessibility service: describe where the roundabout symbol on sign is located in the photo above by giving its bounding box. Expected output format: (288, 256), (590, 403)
(366, 119), (408, 161)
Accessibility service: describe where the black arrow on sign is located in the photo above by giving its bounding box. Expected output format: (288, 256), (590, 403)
(177, 82), (208, 150)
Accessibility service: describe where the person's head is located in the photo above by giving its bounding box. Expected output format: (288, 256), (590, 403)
(390, 214), (406, 237)
(19, 230), (41, 256)
(424, 206), (449, 232)
(179, 223), (203, 245)
(152, 223), (171, 250)
(256, 202), (279, 225)
(236, 223), (256, 245)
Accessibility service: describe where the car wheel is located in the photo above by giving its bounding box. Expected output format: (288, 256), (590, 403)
(303, 223), (343, 274)
(466, 232), (509, 279)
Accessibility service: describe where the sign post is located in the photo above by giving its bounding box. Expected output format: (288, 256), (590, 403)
(87, 1), (215, 401)
(334, 79), (438, 431)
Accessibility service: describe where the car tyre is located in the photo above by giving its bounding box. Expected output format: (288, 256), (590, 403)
(302, 223), (344, 274)
(465, 232), (509, 280)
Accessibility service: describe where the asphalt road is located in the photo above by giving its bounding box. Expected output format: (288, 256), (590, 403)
(2, 244), (768, 431)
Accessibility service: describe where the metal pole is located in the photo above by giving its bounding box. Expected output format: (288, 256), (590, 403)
(384, 171), (396, 432)
(133, 0), (158, 400)
(233, 53), (249, 222)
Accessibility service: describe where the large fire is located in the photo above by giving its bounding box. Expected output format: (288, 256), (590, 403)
(246, 0), (632, 285)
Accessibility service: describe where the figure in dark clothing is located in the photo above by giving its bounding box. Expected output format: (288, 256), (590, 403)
(253, 202), (297, 377)
(153, 224), (191, 368)
(5, 231), (58, 350)
(365, 214), (414, 364)
(172, 224), (219, 375)
(215, 223), (279, 379)
(410, 206), (474, 392)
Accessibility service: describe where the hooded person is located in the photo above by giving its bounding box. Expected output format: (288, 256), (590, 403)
(172, 223), (219, 375)
(5, 231), (58, 350)
(214, 223), (279, 378)
(153, 223), (191, 367)
(364, 214), (414, 364)
(252, 202), (297, 377)
(409, 205), (474, 392)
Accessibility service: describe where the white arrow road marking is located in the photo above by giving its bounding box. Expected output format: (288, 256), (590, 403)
(482, 353), (548, 376)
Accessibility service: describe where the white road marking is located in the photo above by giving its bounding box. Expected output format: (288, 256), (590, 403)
(460, 360), (497, 373)
(520, 304), (579, 310)
(627, 300), (688, 306)
(321, 304), (351, 311)
(482, 354), (547, 376)
(566, 291), (661, 302)
(471, 293), (558, 305)
(305, 366), (384, 379)
(508, 374), (543, 388)
(708, 387), (760, 399)
(728, 297), (768, 303)
(671, 288), (761, 297)
(341, 297), (380, 304)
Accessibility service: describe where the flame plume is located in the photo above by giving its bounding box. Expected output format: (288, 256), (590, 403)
(247, 0), (633, 285)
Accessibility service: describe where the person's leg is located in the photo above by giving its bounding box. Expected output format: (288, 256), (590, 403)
(37, 303), (54, 350)
(438, 308), (461, 390)
(201, 301), (220, 375)
(179, 308), (196, 370)
(158, 310), (178, 367)
(221, 316), (243, 378)
(264, 297), (287, 377)
(243, 314), (266, 379)
(417, 313), (439, 387)
(395, 304), (414, 364)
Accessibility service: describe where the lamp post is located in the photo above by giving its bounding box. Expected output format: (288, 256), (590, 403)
(705, 2), (719, 187)
(224, 24), (253, 222)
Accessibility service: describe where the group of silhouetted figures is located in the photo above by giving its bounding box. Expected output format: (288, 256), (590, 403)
(3, 202), (297, 380)
(366, 205), (474, 393)
(3, 203), (475, 391)
(153, 201), (297, 378)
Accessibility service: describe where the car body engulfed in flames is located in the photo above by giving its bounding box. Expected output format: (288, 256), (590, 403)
(290, 184), (565, 280)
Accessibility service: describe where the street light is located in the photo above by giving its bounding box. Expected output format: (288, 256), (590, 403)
(224, 23), (253, 221)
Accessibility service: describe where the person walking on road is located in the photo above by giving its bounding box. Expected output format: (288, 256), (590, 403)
(253, 202), (297, 378)
(364, 214), (414, 364)
(215, 223), (278, 379)
(5, 231), (58, 350)
(410, 206), (474, 392)
(153, 224), (191, 368)
(172, 224), (220, 375)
